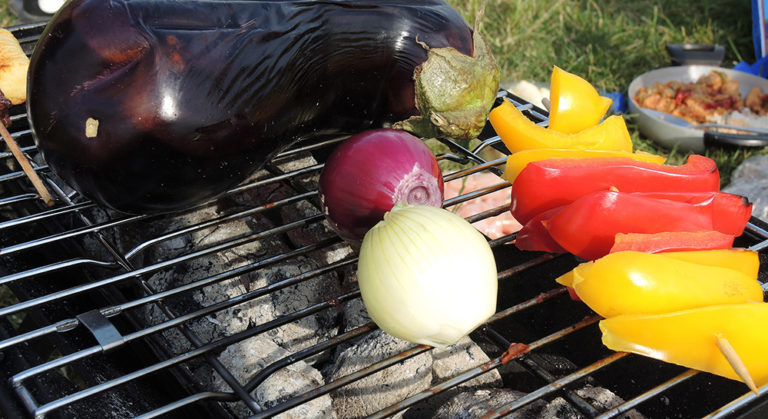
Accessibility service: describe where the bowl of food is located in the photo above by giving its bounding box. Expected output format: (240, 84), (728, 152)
(628, 65), (768, 152)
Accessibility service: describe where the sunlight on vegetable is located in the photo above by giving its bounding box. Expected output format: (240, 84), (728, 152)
(318, 129), (443, 246)
(557, 249), (762, 318)
(357, 203), (498, 347)
(488, 100), (632, 153)
(600, 303), (768, 392)
(548, 66), (613, 134)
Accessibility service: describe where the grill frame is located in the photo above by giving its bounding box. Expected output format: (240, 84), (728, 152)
(1, 21), (768, 419)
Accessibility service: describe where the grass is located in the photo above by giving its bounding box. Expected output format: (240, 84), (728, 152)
(0, 0), (763, 183)
(0, 0), (16, 27)
(447, 0), (764, 185)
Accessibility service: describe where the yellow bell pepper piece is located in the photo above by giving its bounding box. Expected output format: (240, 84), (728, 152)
(488, 100), (633, 154)
(658, 248), (760, 278)
(556, 250), (762, 318)
(548, 66), (613, 134)
(600, 303), (768, 389)
(501, 148), (667, 184)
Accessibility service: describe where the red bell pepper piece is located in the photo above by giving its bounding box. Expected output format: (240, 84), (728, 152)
(609, 231), (736, 254)
(515, 206), (567, 254)
(543, 190), (752, 260)
(510, 154), (719, 224)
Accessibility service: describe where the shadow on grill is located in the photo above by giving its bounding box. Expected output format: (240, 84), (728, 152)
(1, 22), (768, 419)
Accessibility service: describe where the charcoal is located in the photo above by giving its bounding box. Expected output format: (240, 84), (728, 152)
(140, 231), (343, 357)
(63, 147), (573, 418)
(539, 385), (644, 419)
(538, 396), (584, 418)
(211, 336), (334, 418)
(327, 323), (504, 417)
(430, 382), (643, 419)
(574, 385), (644, 418)
(277, 192), (357, 290)
(328, 330), (433, 418)
(117, 152), (347, 417)
(341, 297), (372, 332)
(431, 388), (546, 418)
(119, 149), (344, 355)
(431, 336), (502, 388)
(394, 336), (502, 418)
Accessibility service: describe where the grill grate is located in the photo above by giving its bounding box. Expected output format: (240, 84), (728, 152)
(2, 22), (768, 419)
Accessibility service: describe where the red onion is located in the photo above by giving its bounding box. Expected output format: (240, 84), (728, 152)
(318, 129), (444, 244)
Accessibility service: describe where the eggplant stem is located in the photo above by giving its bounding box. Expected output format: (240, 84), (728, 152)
(414, 35), (430, 51)
(716, 334), (759, 395)
(0, 123), (55, 206)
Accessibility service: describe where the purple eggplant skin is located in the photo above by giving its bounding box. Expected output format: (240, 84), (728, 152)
(27, 0), (499, 214)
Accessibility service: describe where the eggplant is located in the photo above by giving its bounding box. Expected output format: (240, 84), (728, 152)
(27, 0), (499, 214)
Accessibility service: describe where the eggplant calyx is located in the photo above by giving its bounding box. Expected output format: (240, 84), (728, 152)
(394, 28), (500, 142)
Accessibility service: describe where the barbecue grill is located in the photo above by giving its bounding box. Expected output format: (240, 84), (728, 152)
(2, 22), (768, 419)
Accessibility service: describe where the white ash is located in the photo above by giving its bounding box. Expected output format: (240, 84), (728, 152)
(538, 395), (583, 418)
(431, 388), (546, 418)
(210, 336), (334, 418)
(272, 153), (326, 189)
(189, 256), (343, 353)
(68, 149), (517, 418)
(340, 297), (372, 333)
(328, 330), (433, 418)
(393, 336), (503, 418)
(125, 158), (348, 416)
(137, 210), (344, 357)
(575, 385), (644, 418)
(326, 328), (503, 418)
(278, 196), (357, 282)
(538, 384), (644, 419)
(118, 151), (345, 357)
(333, 280), (503, 418)
(431, 336), (502, 389)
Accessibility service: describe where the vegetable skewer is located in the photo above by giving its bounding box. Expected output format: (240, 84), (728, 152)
(716, 335), (759, 395)
(0, 123), (54, 206)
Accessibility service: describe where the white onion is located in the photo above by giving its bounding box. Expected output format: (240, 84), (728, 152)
(357, 203), (498, 347)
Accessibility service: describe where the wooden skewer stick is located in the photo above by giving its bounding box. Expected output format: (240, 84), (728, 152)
(716, 334), (760, 396)
(0, 122), (54, 206)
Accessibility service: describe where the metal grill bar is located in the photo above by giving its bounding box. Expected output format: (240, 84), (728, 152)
(0, 213), (145, 256)
(140, 323), (380, 418)
(0, 192), (38, 206)
(2, 25), (767, 416)
(10, 223), (550, 414)
(0, 166), (48, 183)
(11, 238), (349, 382)
(0, 144), (35, 159)
(0, 213), (327, 318)
(0, 201), (96, 230)
(0, 258), (119, 287)
(596, 369), (699, 418)
(252, 345), (434, 418)
(705, 383), (768, 418)
(3, 111), (767, 418)
(368, 304), (601, 418)
(134, 391), (237, 419)
(25, 289), (362, 417)
(480, 352), (630, 419)
(124, 190), (318, 260)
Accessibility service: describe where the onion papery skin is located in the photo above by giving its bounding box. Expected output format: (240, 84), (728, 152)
(319, 129), (444, 245)
(357, 203), (498, 347)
